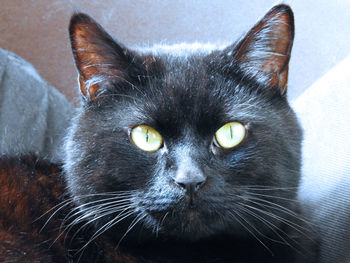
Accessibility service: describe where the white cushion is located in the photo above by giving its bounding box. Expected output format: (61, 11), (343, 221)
(293, 54), (350, 262)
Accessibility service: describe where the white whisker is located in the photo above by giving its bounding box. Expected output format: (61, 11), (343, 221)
(116, 212), (147, 248)
(241, 202), (313, 241)
(75, 209), (136, 256)
(238, 204), (296, 248)
(228, 210), (273, 255)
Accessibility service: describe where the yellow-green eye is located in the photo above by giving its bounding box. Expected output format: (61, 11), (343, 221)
(215, 122), (246, 149)
(130, 125), (163, 152)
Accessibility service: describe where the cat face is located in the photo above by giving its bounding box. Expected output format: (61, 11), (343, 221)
(64, 5), (302, 241)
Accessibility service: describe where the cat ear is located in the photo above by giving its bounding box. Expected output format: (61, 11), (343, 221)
(232, 4), (294, 94)
(69, 13), (149, 101)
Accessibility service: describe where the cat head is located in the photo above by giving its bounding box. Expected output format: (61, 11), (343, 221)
(64, 5), (302, 241)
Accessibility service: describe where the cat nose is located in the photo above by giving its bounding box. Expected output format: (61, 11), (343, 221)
(173, 172), (207, 192)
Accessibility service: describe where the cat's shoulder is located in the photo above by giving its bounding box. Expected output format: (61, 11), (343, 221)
(0, 156), (67, 262)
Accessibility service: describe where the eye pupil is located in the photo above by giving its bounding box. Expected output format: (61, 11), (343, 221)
(230, 125), (233, 139)
(146, 129), (149, 142)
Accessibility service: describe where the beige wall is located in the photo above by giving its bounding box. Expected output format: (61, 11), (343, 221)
(1, 1), (350, 103)
(0, 0), (279, 103)
(5, 0), (262, 103)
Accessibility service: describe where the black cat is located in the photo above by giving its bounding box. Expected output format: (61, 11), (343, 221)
(0, 4), (318, 262)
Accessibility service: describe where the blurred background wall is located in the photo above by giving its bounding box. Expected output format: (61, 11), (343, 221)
(1, 0), (349, 103)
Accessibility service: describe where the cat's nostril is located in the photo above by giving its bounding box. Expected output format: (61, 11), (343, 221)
(177, 182), (187, 189)
(173, 175), (206, 192)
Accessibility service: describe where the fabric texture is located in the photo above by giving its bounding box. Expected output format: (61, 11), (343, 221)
(0, 48), (75, 163)
(293, 54), (350, 263)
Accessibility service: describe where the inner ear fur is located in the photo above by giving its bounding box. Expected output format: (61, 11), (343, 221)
(234, 4), (294, 94)
(69, 13), (153, 101)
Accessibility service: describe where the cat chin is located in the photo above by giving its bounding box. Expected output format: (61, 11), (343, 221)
(138, 206), (239, 241)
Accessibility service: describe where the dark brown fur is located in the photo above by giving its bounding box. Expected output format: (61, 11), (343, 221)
(0, 157), (140, 263)
(0, 157), (67, 262)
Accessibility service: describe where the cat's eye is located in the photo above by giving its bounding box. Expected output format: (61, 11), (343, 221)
(130, 125), (163, 152)
(214, 122), (246, 149)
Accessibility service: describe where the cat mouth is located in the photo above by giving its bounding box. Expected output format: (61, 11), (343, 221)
(144, 198), (215, 234)
(185, 209), (200, 221)
(137, 188), (232, 239)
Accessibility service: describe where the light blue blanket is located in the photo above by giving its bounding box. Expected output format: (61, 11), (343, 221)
(0, 48), (74, 162)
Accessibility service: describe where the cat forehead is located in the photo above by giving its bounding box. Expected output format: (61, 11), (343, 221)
(117, 78), (267, 133)
(135, 42), (229, 57)
(106, 44), (272, 128)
